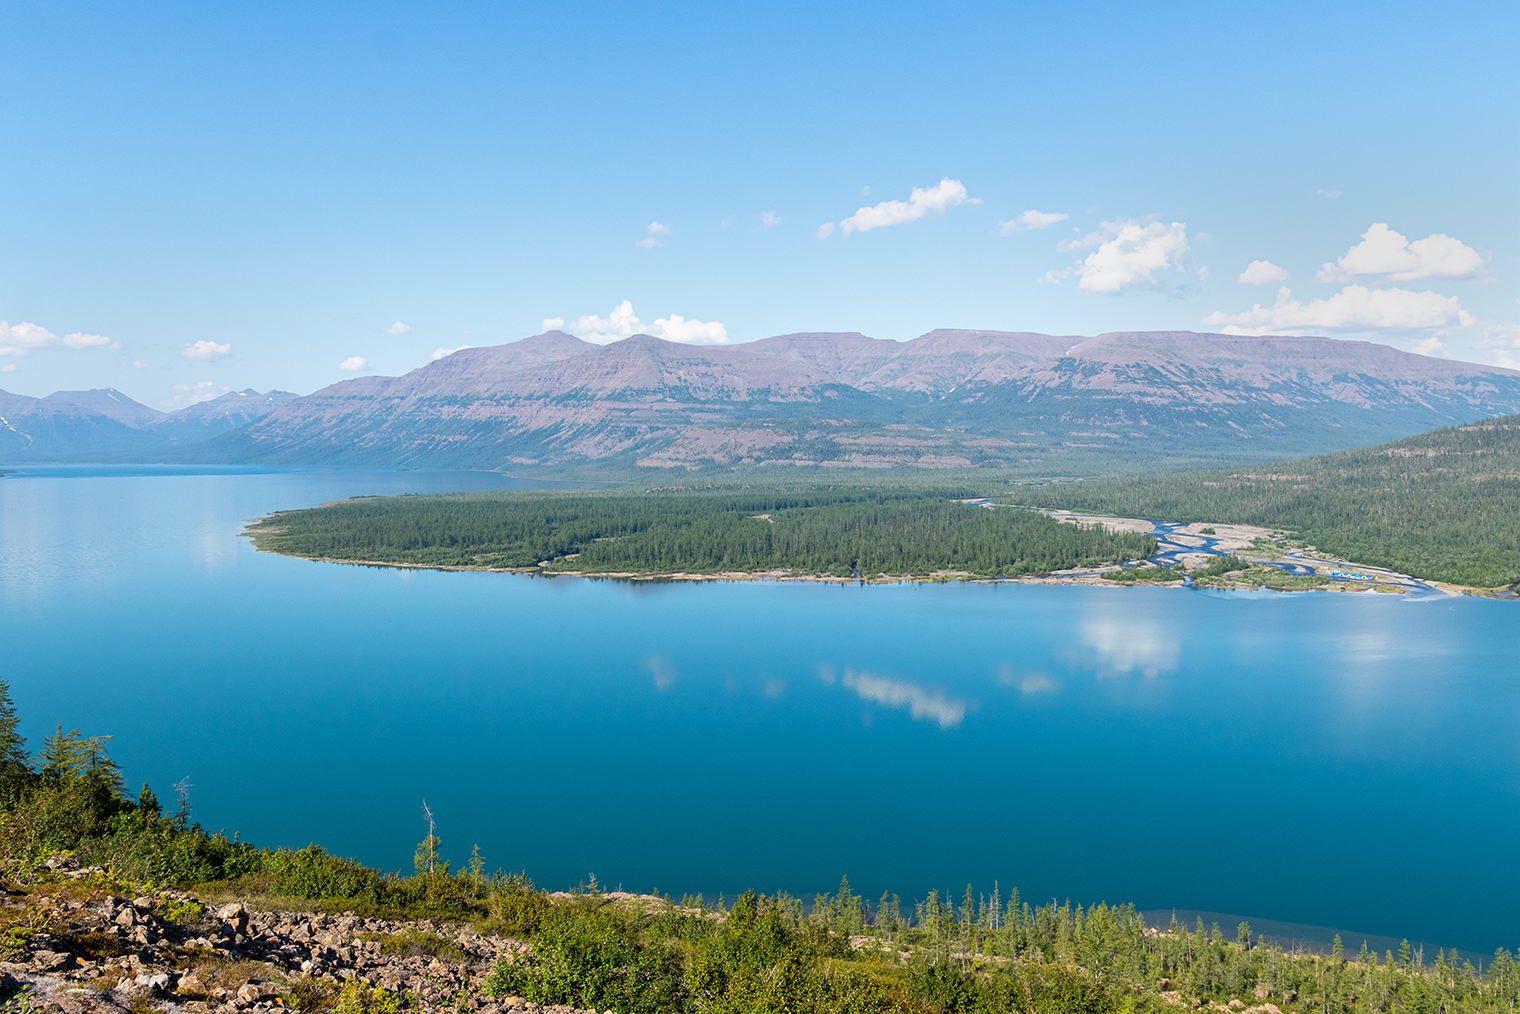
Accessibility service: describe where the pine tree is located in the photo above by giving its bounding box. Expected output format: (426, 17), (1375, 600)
(961, 884), (977, 960)
(0, 680), (27, 769)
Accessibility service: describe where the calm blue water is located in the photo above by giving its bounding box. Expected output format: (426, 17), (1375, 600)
(4, 467), (1519, 953)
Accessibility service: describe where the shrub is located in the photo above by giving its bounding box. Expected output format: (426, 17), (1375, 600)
(485, 900), (686, 1014)
(485, 878), (550, 938)
(332, 979), (402, 1014)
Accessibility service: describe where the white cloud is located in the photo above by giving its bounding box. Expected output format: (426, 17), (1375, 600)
(132, 360), (147, 369)
(0, 321), (116, 357)
(1202, 284), (1475, 336)
(1476, 324), (1520, 370)
(634, 221), (670, 249)
(829, 178), (980, 236)
(0, 364), (15, 373)
(181, 340), (231, 359)
(1239, 260), (1290, 286)
(1076, 219), (1190, 294)
(841, 668), (969, 729)
(542, 317), (565, 332)
(1037, 268), (1071, 285)
(1408, 336), (1447, 358)
(161, 381), (227, 409)
(556, 300), (730, 345)
(998, 209), (1068, 235)
(1317, 189), (1343, 199)
(338, 356), (372, 371)
(860, 185), (871, 196)
(385, 321), (411, 335)
(759, 211), (782, 229)
(431, 345), (472, 361)
(1316, 223), (1487, 283)
(815, 222), (836, 240)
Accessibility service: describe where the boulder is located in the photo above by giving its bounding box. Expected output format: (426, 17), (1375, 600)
(30, 951), (75, 972)
(219, 903), (250, 935)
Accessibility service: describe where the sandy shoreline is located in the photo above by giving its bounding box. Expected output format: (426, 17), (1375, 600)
(248, 549), (1491, 597)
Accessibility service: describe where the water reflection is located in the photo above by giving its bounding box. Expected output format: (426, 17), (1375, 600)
(7, 469), (1520, 951)
(996, 664), (1061, 695)
(841, 668), (970, 729)
(643, 657), (676, 691)
(1080, 619), (1180, 677)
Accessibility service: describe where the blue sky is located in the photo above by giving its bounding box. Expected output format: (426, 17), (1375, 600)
(2, 1), (1516, 407)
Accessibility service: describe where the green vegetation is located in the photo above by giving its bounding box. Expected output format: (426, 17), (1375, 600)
(1102, 567), (1184, 583)
(1008, 416), (1520, 587)
(248, 489), (1156, 579)
(1193, 555), (1250, 579)
(14, 683), (1520, 1014)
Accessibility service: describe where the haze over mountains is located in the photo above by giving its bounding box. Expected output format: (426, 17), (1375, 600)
(6, 329), (1520, 474)
(0, 387), (297, 460)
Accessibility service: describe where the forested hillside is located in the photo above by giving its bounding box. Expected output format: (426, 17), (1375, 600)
(248, 490), (1156, 578)
(1008, 416), (1520, 588)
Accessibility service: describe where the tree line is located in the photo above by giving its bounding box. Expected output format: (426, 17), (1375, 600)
(249, 489), (1157, 578)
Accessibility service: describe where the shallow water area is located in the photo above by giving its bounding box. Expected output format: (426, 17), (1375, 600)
(4, 466), (1519, 953)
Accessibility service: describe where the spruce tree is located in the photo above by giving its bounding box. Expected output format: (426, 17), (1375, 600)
(0, 680), (27, 769)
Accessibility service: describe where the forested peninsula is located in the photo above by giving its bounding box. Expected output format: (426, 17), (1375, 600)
(246, 490), (1155, 580)
(9, 685), (1520, 1014)
(1009, 416), (1520, 589)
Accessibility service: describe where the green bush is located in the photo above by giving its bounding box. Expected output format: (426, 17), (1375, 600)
(264, 845), (398, 902)
(485, 878), (550, 938)
(485, 900), (686, 1014)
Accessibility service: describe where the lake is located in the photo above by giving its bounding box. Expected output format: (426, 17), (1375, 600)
(4, 466), (1519, 954)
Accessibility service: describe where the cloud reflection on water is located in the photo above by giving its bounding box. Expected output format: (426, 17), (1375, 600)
(643, 656), (676, 690)
(997, 664), (1062, 695)
(841, 668), (970, 729)
(1081, 619), (1180, 677)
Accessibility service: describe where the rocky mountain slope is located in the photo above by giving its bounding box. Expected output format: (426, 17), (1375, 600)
(0, 388), (297, 461)
(194, 329), (1520, 474)
(4, 858), (562, 1014)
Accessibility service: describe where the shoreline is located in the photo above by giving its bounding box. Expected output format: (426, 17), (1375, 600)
(243, 505), (1501, 597)
(244, 546), (1494, 597)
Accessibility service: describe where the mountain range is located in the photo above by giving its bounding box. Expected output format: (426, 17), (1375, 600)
(0, 387), (297, 460)
(6, 329), (1520, 474)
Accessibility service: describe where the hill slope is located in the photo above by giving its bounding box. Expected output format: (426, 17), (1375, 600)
(1007, 415), (1520, 587)
(199, 329), (1520, 474)
(0, 387), (296, 460)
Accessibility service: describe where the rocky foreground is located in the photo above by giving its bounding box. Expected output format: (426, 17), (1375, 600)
(3, 860), (592, 1014)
